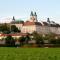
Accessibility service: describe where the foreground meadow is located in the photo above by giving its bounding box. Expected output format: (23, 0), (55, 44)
(0, 47), (60, 60)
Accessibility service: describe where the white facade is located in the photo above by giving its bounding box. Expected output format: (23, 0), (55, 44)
(11, 12), (60, 35)
(18, 23), (60, 34)
(21, 25), (36, 33)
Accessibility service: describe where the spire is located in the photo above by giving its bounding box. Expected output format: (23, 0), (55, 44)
(12, 16), (15, 21)
(34, 12), (37, 16)
(30, 11), (33, 16)
(47, 18), (50, 23)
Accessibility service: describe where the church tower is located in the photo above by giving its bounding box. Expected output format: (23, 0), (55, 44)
(47, 18), (50, 23)
(34, 12), (37, 22)
(12, 16), (15, 22)
(30, 11), (38, 22)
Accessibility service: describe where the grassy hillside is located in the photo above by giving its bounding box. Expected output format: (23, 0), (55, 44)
(0, 47), (60, 60)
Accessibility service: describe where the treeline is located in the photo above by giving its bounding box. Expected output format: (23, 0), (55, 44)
(0, 23), (60, 47)
(3, 34), (31, 47)
(1, 32), (60, 47)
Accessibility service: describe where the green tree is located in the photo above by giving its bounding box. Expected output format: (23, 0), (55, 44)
(56, 38), (60, 44)
(19, 36), (26, 46)
(25, 35), (31, 44)
(49, 38), (56, 44)
(19, 35), (31, 46)
(0, 23), (10, 34)
(11, 25), (20, 33)
(32, 31), (44, 47)
(5, 35), (15, 47)
(49, 38), (60, 47)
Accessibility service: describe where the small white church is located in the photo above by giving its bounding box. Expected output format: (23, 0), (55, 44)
(11, 11), (60, 35)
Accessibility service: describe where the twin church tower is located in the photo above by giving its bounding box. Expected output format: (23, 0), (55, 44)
(12, 11), (38, 22)
(30, 11), (38, 22)
(12, 11), (50, 24)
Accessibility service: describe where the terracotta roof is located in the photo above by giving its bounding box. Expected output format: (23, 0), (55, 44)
(23, 21), (42, 26)
(0, 33), (29, 37)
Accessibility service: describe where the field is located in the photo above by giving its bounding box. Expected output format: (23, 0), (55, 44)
(0, 47), (60, 60)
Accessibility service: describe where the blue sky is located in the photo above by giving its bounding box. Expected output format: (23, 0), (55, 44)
(0, 0), (60, 23)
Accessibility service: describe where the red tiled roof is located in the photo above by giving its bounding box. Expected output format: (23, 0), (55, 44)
(0, 33), (29, 37)
(23, 21), (42, 26)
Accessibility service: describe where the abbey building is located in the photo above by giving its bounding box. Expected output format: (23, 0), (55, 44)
(11, 11), (60, 35)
